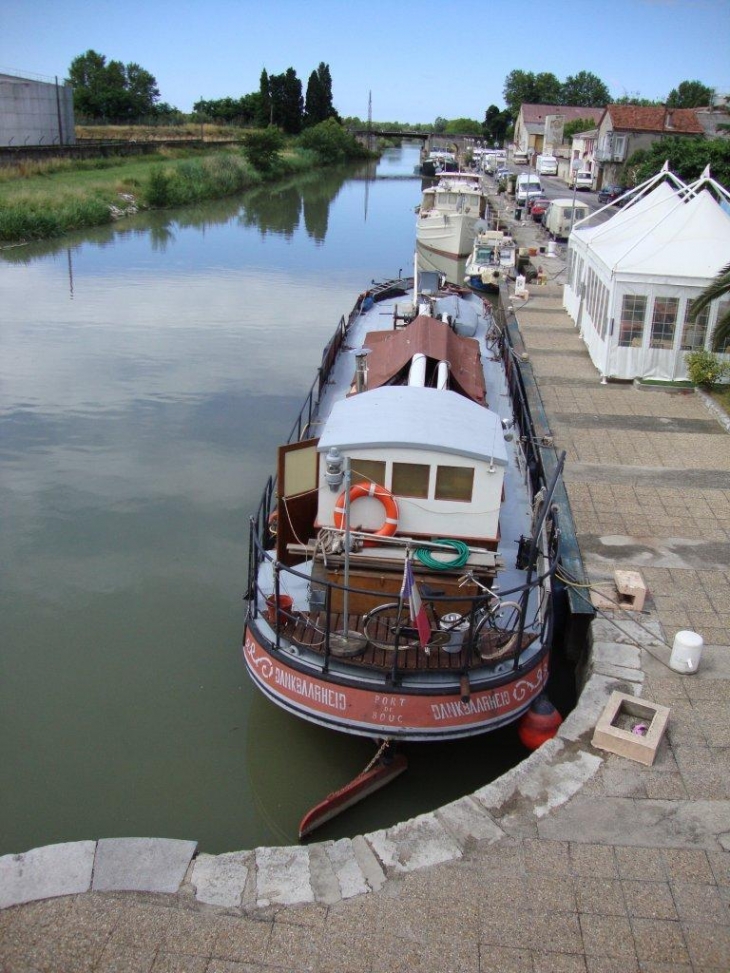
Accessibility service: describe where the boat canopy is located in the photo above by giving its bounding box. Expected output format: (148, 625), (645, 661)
(318, 385), (508, 466)
(363, 315), (487, 403)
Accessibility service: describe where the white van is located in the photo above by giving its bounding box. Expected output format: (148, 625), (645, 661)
(512, 149), (529, 165)
(536, 154), (558, 176)
(571, 170), (594, 191)
(515, 174), (542, 203)
(543, 198), (590, 239)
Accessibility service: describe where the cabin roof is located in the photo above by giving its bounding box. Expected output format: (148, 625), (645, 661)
(318, 386), (508, 465)
(363, 315), (487, 404)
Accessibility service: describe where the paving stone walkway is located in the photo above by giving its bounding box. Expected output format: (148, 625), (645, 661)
(1, 204), (728, 972)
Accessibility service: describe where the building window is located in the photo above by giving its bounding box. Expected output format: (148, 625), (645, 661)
(650, 297), (679, 349)
(681, 299), (710, 351)
(351, 459), (386, 489)
(392, 462), (429, 498)
(619, 295), (647, 347)
(613, 135), (627, 160)
(435, 466), (474, 502)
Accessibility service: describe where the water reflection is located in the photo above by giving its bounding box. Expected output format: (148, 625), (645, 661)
(0, 143), (524, 855)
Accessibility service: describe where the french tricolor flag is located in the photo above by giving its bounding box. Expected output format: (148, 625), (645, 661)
(401, 559), (431, 648)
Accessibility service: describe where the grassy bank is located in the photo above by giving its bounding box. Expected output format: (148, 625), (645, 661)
(0, 142), (318, 243)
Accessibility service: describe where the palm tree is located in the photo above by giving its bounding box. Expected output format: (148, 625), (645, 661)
(688, 260), (730, 351)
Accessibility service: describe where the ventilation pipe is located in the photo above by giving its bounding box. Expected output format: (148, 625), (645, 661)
(408, 353), (427, 387)
(354, 348), (370, 393)
(435, 360), (450, 390)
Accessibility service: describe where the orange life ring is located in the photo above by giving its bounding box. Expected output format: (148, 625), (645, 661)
(333, 482), (398, 541)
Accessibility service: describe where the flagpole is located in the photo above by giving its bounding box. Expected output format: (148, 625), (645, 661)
(343, 457), (351, 626)
(330, 455), (367, 657)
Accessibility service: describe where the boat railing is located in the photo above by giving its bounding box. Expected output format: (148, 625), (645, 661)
(281, 279), (411, 449)
(246, 513), (561, 680)
(493, 303), (544, 497)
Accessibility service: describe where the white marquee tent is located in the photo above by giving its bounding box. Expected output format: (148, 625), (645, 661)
(563, 169), (730, 381)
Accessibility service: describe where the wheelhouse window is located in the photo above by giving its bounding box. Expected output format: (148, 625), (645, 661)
(351, 459), (386, 489)
(681, 299), (710, 351)
(392, 462), (429, 499)
(619, 295), (647, 347)
(650, 297), (679, 349)
(435, 466), (474, 502)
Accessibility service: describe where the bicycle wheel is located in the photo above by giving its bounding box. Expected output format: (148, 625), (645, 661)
(363, 603), (421, 652)
(474, 601), (523, 661)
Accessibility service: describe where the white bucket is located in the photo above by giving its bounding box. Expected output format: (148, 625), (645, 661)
(669, 630), (703, 674)
(547, 240), (557, 257)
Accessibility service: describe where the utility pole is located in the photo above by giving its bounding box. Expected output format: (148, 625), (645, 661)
(367, 90), (372, 153)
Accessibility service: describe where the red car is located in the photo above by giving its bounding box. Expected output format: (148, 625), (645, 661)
(529, 196), (550, 221)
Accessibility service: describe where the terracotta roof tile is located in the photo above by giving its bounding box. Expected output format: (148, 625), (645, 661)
(607, 105), (704, 134)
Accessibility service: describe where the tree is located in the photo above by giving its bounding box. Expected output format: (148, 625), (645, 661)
(687, 261), (730, 353)
(667, 80), (714, 108)
(482, 105), (511, 145)
(193, 94), (260, 126)
(445, 117), (482, 135)
(269, 68), (303, 134)
(502, 70), (561, 118)
(67, 49), (160, 121)
(560, 71), (610, 107)
(563, 117), (600, 140)
(624, 136), (730, 189)
(613, 92), (663, 107)
(125, 63), (161, 117)
(433, 117), (448, 133)
(256, 69), (271, 127)
(304, 62), (338, 127)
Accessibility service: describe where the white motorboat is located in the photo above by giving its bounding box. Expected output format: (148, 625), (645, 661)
(464, 228), (517, 293)
(416, 172), (489, 259)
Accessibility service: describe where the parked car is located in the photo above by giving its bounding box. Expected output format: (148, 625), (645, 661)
(529, 196), (550, 221)
(597, 184), (629, 205)
(495, 166), (511, 182)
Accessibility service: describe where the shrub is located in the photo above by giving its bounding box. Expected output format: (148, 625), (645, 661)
(298, 119), (368, 163)
(685, 349), (729, 388)
(145, 166), (172, 207)
(244, 128), (285, 171)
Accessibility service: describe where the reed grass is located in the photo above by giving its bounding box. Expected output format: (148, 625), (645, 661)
(0, 146), (313, 242)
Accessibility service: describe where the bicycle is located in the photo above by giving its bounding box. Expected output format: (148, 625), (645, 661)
(362, 570), (523, 660)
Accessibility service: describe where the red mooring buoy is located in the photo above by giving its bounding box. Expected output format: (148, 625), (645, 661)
(517, 694), (562, 751)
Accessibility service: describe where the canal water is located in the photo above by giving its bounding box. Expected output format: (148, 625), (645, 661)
(0, 142), (526, 855)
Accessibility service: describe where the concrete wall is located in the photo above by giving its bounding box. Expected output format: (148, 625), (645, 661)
(0, 75), (75, 147)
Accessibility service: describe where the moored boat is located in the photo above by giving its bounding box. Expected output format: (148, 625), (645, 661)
(420, 150), (458, 176)
(464, 228), (517, 293)
(416, 171), (489, 259)
(243, 273), (564, 745)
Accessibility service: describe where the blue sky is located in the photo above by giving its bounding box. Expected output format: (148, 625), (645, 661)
(3, 0), (728, 122)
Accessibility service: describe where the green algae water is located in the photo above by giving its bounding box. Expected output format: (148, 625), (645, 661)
(0, 144), (525, 854)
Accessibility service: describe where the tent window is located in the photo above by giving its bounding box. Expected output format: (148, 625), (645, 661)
(650, 297), (679, 350)
(619, 295), (646, 347)
(392, 462), (429, 499)
(351, 460), (387, 489)
(435, 466), (474, 502)
(681, 300), (710, 351)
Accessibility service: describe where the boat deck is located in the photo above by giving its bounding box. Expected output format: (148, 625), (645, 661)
(276, 609), (537, 673)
